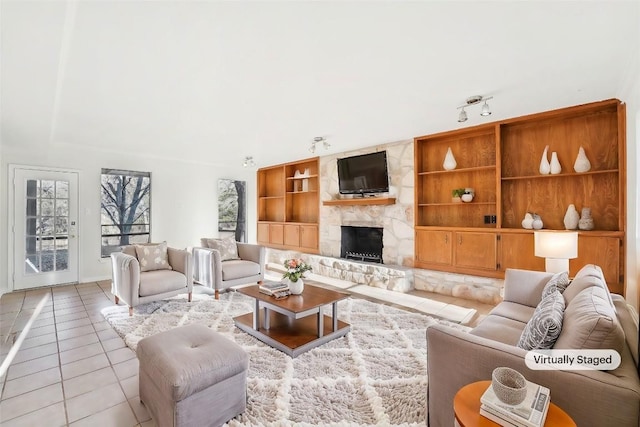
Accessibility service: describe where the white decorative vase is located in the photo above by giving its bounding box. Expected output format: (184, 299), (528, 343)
(532, 214), (543, 230)
(287, 278), (304, 295)
(550, 152), (562, 174)
(539, 145), (551, 175)
(578, 207), (594, 230)
(461, 194), (473, 203)
(521, 212), (534, 229)
(302, 178), (309, 192)
(443, 147), (457, 171)
(563, 204), (580, 230)
(573, 146), (591, 173)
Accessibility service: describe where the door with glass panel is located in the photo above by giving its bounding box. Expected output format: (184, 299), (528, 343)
(12, 168), (79, 289)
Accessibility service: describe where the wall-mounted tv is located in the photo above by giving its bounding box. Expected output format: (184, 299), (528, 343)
(337, 151), (389, 195)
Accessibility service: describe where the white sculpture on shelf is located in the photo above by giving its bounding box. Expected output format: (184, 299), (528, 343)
(550, 152), (562, 174)
(443, 147), (457, 170)
(573, 146), (592, 173)
(539, 145), (551, 174)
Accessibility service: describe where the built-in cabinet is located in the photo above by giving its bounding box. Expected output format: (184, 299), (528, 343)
(257, 157), (320, 253)
(414, 99), (626, 294)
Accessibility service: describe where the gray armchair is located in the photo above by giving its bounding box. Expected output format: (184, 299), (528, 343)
(192, 240), (265, 299)
(110, 244), (193, 316)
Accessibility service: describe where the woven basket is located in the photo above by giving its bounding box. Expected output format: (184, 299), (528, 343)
(491, 367), (527, 405)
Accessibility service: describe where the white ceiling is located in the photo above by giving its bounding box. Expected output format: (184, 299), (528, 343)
(2, 1), (639, 168)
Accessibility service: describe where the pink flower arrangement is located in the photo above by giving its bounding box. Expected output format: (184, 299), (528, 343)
(282, 258), (312, 282)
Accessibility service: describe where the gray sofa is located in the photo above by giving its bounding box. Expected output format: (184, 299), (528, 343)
(426, 265), (640, 427)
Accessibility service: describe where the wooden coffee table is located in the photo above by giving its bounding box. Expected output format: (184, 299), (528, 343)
(233, 283), (350, 357)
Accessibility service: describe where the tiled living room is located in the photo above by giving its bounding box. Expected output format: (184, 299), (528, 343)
(1, 1), (640, 427)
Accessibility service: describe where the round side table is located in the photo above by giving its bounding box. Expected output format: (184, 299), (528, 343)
(453, 380), (576, 427)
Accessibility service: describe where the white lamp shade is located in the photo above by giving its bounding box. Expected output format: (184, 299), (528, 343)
(534, 231), (578, 259)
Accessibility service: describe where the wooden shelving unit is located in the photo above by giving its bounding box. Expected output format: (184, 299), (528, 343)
(414, 99), (626, 293)
(257, 157), (320, 253)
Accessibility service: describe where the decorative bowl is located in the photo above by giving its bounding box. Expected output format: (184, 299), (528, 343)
(491, 367), (527, 405)
(461, 194), (474, 203)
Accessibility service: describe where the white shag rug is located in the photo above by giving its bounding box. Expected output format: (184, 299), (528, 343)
(101, 291), (470, 426)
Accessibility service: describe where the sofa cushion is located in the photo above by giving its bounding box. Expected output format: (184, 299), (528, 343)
(517, 290), (565, 350)
(503, 268), (554, 308)
(563, 264), (615, 312)
(135, 242), (172, 272)
(139, 270), (187, 297)
(221, 260), (261, 281)
(541, 271), (570, 299)
(206, 237), (240, 261)
(470, 315), (527, 346)
(489, 302), (536, 324)
(554, 286), (625, 353)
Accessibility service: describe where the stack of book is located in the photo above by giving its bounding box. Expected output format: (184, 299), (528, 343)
(259, 281), (290, 298)
(480, 380), (550, 427)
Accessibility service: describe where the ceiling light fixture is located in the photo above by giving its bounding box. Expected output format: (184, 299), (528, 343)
(309, 136), (330, 153)
(242, 156), (256, 167)
(456, 95), (493, 122)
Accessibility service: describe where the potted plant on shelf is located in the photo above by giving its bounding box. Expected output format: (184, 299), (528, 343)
(452, 188), (465, 203)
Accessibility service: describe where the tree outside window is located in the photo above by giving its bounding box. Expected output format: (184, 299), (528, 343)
(101, 169), (151, 257)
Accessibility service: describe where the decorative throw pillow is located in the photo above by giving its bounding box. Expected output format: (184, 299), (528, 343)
(134, 242), (172, 272)
(517, 290), (565, 351)
(207, 237), (239, 261)
(541, 271), (570, 300)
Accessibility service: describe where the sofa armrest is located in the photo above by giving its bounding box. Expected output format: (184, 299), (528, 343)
(167, 247), (193, 291)
(192, 247), (223, 289)
(502, 268), (554, 308)
(426, 324), (640, 427)
(236, 242), (265, 269)
(110, 252), (140, 307)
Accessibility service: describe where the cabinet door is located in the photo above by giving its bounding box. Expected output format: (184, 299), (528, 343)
(499, 233), (545, 272)
(257, 223), (270, 244)
(415, 230), (452, 265)
(300, 225), (318, 250)
(270, 224), (284, 245)
(283, 224), (300, 247)
(570, 235), (622, 294)
(454, 232), (497, 271)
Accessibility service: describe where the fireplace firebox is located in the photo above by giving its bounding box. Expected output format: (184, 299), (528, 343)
(340, 226), (383, 263)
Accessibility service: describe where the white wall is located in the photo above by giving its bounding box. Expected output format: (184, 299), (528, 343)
(0, 144), (256, 295)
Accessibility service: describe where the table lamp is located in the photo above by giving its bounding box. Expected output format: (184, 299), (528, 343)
(534, 231), (578, 273)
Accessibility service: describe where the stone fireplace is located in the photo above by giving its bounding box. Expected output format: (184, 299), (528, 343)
(340, 226), (383, 263)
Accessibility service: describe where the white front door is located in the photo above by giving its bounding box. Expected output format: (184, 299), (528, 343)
(12, 167), (79, 290)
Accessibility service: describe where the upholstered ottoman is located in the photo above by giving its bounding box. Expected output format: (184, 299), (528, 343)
(137, 324), (249, 427)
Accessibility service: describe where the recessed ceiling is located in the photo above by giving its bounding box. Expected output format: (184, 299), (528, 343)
(1, 1), (638, 167)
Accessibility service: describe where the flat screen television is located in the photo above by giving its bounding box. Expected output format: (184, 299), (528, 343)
(337, 151), (389, 195)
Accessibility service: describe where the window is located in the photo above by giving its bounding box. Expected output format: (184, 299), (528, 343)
(100, 169), (151, 257)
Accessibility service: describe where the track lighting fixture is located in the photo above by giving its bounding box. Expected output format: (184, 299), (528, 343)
(242, 156), (256, 167)
(309, 136), (330, 153)
(456, 95), (493, 122)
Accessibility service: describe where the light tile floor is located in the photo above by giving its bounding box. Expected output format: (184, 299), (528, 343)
(0, 277), (495, 426)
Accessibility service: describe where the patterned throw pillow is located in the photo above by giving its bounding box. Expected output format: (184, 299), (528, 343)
(541, 271), (570, 300)
(207, 237), (239, 261)
(134, 242), (173, 272)
(517, 290), (565, 350)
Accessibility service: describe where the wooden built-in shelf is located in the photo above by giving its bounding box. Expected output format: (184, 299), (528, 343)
(323, 197), (396, 206)
(501, 169), (619, 181)
(417, 165), (496, 176)
(418, 202), (496, 207)
(287, 174), (319, 180)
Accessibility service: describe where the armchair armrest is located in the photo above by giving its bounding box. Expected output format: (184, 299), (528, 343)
(192, 247), (223, 289)
(426, 324), (640, 427)
(168, 247), (193, 291)
(236, 242), (265, 269)
(110, 252), (140, 307)
(502, 268), (554, 308)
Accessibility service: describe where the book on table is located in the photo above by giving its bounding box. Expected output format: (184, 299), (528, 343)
(259, 281), (289, 296)
(479, 379), (550, 427)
